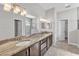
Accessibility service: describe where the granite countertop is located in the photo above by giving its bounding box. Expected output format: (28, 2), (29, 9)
(0, 32), (52, 56)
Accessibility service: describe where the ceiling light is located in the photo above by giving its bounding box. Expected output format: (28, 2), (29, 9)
(13, 5), (21, 14)
(65, 4), (71, 8)
(20, 9), (27, 16)
(3, 4), (12, 12)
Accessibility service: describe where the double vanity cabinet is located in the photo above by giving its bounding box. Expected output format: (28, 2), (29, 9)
(0, 32), (52, 56)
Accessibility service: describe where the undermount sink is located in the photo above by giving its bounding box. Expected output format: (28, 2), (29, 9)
(16, 40), (31, 46)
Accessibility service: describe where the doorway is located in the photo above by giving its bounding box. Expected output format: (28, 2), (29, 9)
(64, 20), (68, 40)
(14, 20), (22, 36)
(58, 20), (68, 43)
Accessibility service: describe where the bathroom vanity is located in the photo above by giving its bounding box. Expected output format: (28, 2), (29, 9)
(0, 32), (52, 56)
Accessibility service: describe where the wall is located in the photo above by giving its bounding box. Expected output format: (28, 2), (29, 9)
(19, 3), (46, 34)
(69, 30), (79, 46)
(45, 8), (57, 44)
(0, 5), (14, 40)
(57, 8), (77, 43)
(77, 7), (79, 20)
(19, 3), (45, 17)
(0, 4), (45, 40)
(0, 4), (27, 40)
(68, 7), (79, 46)
(45, 8), (55, 32)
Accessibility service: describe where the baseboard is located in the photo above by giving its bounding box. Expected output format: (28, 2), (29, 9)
(68, 42), (79, 48)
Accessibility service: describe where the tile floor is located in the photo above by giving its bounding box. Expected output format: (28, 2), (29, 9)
(44, 40), (79, 56)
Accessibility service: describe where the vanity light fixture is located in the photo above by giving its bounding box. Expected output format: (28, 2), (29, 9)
(26, 14), (35, 18)
(40, 18), (50, 23)
(13, 5), (21, 14)
(3, 4), (12, 12)
(3, 4), (34, 18)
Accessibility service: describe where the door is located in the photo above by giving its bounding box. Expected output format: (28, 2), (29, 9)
(58, 20), (68, 40)
(15, 20), (22, 36)
(60, 21), (65, 40)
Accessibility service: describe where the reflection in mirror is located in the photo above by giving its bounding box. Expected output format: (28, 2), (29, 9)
(15, 20), (22, 36)
(25, 18), (32, 36)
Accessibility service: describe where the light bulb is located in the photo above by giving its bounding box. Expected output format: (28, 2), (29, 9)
(20, 9), (26, 16)
(3, 4), (12, 12)
(13, 6), (21, 14)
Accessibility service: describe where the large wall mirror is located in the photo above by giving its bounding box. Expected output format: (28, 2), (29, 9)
(41, 22), (51, 29)
(25, 18), (32, 36)
(25, 17), (37, 36)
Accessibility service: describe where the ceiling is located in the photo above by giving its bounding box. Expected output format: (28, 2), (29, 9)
(1, 3), (79, 17)
(17, 3), (79, 17)
(19, 3), (79, 12)
(39, 3), (56, 10)
(39, 3), (79, 12)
